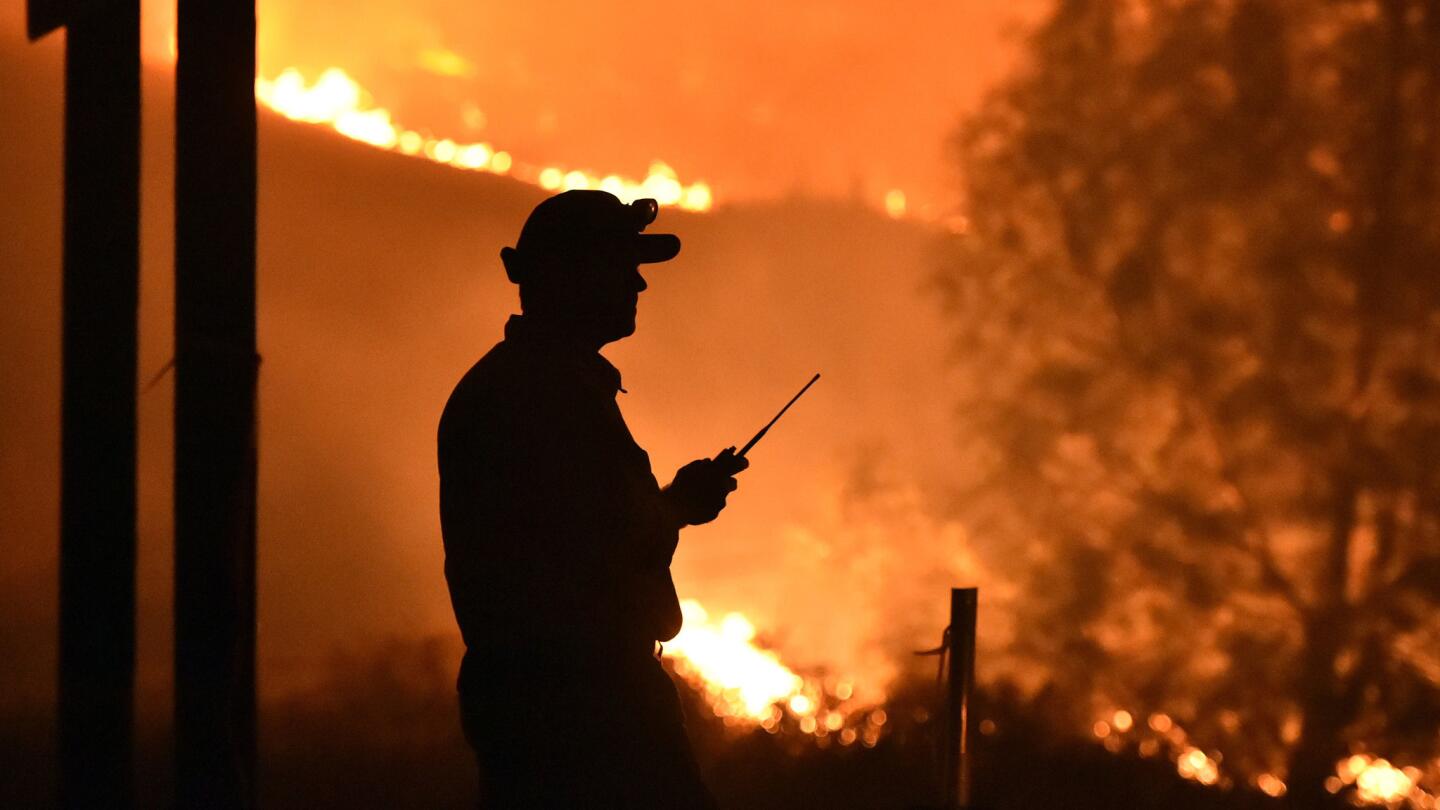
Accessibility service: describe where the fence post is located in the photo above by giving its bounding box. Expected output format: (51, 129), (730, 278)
(942, 587), (978, 809)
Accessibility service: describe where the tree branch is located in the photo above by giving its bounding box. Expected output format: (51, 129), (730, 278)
(1182, 397), (1309, 614)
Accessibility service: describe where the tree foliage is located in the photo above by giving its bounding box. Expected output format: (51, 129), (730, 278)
(938, 0), (1440, 800)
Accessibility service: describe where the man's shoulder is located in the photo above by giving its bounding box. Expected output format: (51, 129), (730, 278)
(438, 338), (576, 436)
(456, 340), (523, 393)
(441, 342), (517, 424)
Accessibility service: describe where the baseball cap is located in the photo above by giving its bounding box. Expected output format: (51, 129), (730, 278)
(501, 190), (681, 283)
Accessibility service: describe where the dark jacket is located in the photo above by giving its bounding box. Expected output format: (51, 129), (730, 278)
(438, 315), (683, 671)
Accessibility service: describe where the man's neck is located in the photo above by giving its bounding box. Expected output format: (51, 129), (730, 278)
(511, 312), (608, 353)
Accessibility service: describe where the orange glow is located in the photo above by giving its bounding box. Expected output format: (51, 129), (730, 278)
(1329, 209), (1354, 233)
(254, 67), (715, 212)
(884, 189), (907, 219)
(417, 47), (475, 78)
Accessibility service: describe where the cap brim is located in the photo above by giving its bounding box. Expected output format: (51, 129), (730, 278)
(635, 233), (681, 264)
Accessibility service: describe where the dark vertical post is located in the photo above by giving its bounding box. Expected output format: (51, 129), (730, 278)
(173, 0), (258, 805)
(55, 5), (142, 809)
(942, 587), (978, 809)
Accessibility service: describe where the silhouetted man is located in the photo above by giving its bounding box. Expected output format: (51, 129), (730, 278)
(439, 190), (744, 808)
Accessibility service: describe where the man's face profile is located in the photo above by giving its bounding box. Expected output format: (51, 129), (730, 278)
(573, 250), (648, 343)
(523, 248), (648, 346)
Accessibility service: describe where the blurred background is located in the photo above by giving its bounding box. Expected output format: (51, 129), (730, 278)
(3, 0), (1439, 806)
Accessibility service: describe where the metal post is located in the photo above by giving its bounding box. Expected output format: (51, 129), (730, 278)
(53, 4), (142, 808)
(173, 0), (258, 805)
(942, 587), (978, 809)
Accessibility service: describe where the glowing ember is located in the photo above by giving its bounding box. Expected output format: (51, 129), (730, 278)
(254, 67), (714, 212)
(1256, 773), (1287, 798)
(1176, 746), (1220, 786)
(1111, 709), (1133, 733)
(1096, 708), (1439, 806)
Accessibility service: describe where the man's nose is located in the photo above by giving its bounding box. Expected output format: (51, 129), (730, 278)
(631, 267), (647, 293)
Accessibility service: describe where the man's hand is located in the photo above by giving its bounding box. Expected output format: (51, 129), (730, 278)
(663, 447), (749, 527)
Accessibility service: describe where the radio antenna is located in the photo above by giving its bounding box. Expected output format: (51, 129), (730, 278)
(737, 373), (821, 458)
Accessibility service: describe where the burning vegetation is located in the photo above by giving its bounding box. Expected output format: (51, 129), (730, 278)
(255, 66), (715, 212)
(933, 0), (1440, 804)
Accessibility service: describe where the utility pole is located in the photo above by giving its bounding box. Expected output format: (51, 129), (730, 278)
(173, 0), (259, 805)
(30, 0), (259, 805)
(27, 0), (142, 807)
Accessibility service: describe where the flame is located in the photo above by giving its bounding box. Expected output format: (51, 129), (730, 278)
(662, 600), (883, 743)
(254, 67), (714, 212)
(664, 601), (803, 720)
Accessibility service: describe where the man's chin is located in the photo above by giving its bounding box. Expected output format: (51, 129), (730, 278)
(600, 318), (637, 345)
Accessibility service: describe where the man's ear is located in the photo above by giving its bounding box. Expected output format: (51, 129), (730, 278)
(499, 247), (526, 284)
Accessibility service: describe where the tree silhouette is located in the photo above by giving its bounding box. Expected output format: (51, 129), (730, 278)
(937, 0), (1440, 803)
